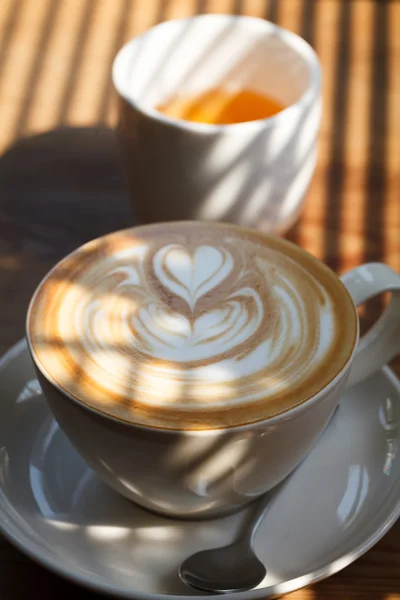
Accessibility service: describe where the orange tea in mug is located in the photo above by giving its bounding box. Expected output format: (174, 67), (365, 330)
(156, 88), (285, 125)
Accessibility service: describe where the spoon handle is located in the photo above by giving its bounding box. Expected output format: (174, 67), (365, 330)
(237, 475), (292, 546)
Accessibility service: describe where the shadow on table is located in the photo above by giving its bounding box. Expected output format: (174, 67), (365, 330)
(0, 126), (135, 262)
(0, 126), (136, 351)
(0, 547), (101, 599)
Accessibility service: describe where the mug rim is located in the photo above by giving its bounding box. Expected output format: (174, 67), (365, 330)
(112, 14), (322, 134)
(26, 221), (359, 436)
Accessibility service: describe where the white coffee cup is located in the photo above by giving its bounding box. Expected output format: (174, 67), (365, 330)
(113, 15), (321, 232)
(27, 236), (400, 519)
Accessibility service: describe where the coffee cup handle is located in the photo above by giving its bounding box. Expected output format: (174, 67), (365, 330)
(340, 263), (400, 386)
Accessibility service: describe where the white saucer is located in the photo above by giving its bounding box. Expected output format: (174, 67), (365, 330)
(0, 340), (399, 599)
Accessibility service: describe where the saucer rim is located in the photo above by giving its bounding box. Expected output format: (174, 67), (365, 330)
(0, 339), (399, 600)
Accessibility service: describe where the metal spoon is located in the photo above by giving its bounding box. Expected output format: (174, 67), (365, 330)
(179, 408), (341, 594)
(179, 480), (287, 594)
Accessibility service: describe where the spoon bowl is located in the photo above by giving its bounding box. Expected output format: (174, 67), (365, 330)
(178, 473), (297, 594)
(179, 541), (266, 594)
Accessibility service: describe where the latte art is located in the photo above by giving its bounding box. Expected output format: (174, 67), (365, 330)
(109, 242), (273, 365)
(28, 223), (357, 429)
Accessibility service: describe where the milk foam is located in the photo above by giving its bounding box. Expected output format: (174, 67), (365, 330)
(28, 223), (357, 429)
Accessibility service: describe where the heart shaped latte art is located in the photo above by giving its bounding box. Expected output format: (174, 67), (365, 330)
(123, 243), (266, 363)
(153, 244), (234, 310)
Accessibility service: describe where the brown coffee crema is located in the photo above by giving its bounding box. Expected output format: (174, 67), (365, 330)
(28, 222), (357, 430)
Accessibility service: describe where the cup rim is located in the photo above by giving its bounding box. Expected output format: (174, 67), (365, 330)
(112, 14), (322, 134)
(26, 221), (359, 436)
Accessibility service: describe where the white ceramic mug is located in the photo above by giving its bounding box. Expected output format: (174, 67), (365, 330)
(113, 15), (321, 232)
(27, 253), (400, 519)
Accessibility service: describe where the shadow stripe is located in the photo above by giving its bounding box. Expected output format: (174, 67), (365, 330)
(14, 0), (60, 137)
(57, 0), (96, 124)
(365, 0), (388, 263)
(154, 0), (169, 24)
(266, 0), (278, 23)
(0, 0), (24, 78)
(323, 0), (351, 271)
(196, 0), (206, 14)
(285, 0), (316, 246)
(301, 0), (315, 47)
(362, 0), (389, 328)
(233, 0), (242, 15)
(97, 0), (132, 123)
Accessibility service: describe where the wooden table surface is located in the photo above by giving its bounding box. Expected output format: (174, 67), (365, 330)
(0, 0), (399, 598)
